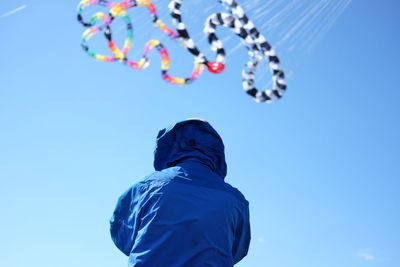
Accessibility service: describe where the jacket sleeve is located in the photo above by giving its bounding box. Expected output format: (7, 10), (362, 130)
(232, 202), (251, 265)
(109, 184), (142, 256)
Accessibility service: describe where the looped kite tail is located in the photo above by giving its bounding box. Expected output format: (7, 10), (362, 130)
(77, 0), (287, 102)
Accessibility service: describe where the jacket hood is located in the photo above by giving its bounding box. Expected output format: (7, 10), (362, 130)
(154, 119), (227, 179)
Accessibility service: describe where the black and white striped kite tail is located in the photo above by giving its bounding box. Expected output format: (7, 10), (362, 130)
(218, 0), (287, 102)
(168, 0), (206, 64)
(203, 13), (286, 102)
(169, 0), (287, 102)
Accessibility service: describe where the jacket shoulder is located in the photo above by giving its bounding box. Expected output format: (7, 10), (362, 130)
(221, 181), (249, 206)
(137, 168), (181, 184)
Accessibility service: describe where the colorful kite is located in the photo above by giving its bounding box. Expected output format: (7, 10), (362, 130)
(77, 0), (287, 102)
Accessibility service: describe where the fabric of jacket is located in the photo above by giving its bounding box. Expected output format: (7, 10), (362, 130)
(110, 119), (250, 266)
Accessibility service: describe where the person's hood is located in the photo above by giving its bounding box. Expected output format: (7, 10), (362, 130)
(154, 119), (227, 179)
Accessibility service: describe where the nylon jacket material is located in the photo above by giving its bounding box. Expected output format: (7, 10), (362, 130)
(110, 120), (251, 266)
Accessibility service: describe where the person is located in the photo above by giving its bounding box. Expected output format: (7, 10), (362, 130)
(110, 119), (250, 266)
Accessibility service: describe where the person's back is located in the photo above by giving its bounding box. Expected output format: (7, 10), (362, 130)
(110, 119), (250, 266)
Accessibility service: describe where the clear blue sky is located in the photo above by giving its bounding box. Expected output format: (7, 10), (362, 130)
(0, 0), (399, 266)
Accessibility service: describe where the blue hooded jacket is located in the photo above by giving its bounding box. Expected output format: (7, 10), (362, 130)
(110, 119), (250, 266)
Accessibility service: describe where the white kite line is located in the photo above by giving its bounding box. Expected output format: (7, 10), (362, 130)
(0, 5), (27, 19)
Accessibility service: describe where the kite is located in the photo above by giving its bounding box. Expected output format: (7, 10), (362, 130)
(77, 0), (287, 102)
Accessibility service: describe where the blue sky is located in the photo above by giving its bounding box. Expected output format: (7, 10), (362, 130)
(0, 0), (399, 266)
